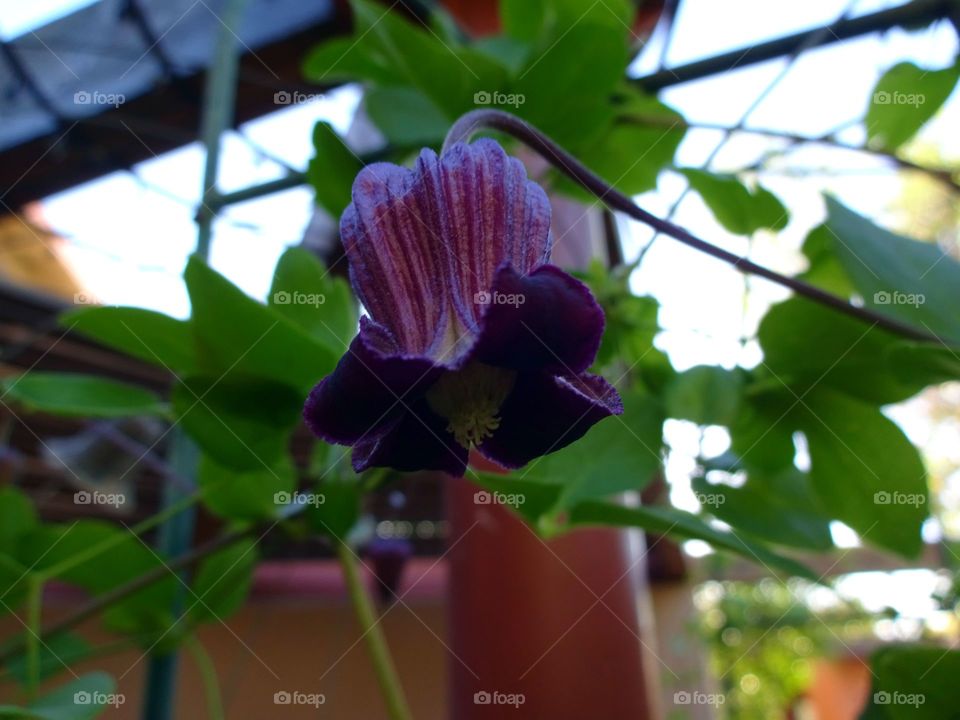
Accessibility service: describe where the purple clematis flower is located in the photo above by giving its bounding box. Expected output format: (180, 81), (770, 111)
(303, 139), (622, 477)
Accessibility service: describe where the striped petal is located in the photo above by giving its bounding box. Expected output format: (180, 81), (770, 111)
(341, 139), (551, 365)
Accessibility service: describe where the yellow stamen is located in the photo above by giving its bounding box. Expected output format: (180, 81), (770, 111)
(426, 362), (516, 448)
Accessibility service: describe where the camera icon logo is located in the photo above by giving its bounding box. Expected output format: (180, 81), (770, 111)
(873, 290), (891, 305)
(473, 91), (491, 105)
(274, 691), (292, 704)
(74, 490), (92, 505)
(674, 691), (692, 704)
(874, 491), (892, 505)
(274, 491), (292, 505)
(473, 691), (492, 705)
(873, 90), (891, 105)
(474, 291), (491, 305)
(274, 91), (292, 104)
(74, 691), (92, 704)
(74, 90), (91, 104)
(874, 691), (891, 705)
(273, 291), (291, 305)
(473, 491), (492, 505)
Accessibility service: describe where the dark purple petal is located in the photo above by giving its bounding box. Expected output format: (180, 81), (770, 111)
(303, 317), (441, 446)
(341, 140), (551, 363)
(471, 263), (604, 375)
(352, 397), (468, 476)
(434, 140), (552, 335)
(478, 372), (623, 469)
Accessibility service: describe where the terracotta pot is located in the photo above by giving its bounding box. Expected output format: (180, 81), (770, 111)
(446, 476), (658, 719)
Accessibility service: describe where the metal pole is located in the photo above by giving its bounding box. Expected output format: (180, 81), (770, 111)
(195, 0), (250, 260)
(142, 2), (248, 718)
(635, 0), (956, 92)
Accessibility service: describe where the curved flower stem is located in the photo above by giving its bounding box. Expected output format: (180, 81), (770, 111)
(25, 575), (43, 700)
(443, 109), (938, 344)
(335, 538), (413, 720)
(186, 635), (225, 720)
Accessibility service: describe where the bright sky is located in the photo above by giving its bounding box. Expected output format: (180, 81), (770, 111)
(20, 0), (960, 621)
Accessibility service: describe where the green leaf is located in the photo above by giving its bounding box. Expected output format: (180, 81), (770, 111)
(866, 60), (960, 150)
(469, 475), (566, 526)
(556, 88), (685, 199)
(680, 169), (788, 235)
(172, 376), (302, 472)
(664, 365), (744, 426)
(61, 306), (196, 373)
(799, 225), (856, 296)
(0, 373), (167, 418)
(728, 390), (796, 472)
(307, 122), (362, 218)
(861, 645), (960, 719)
(184, 255), (337, 391)
(0, 487), (37, 556)
(307, 477), (361, 541)
(757, 297), (936, 404)
(349, 0), (505, 120)
(199, 454), (296, 521)
(516, 390), (664, 511)
(800, 388), (928, 557)
(19, 522), (176, 636)
(472, 36), (530, 74)
(6, 634), (92, 686)
(581, 261), (664, 373)
(365, 86), (452, 146)
(190, 538), (258, 623)
(268, 247), (356, 353)
(0, 553), (30, 610)
(568, 500), (816, 580)
(301, 36), (402, 85)
(825, 198), (960, 344)
(501, 0), (632, 40)
(888, 343), (960, 386)
(512, 22), (626, 149)
(0, 672), (119, 719)
(693, 468), (833, 551)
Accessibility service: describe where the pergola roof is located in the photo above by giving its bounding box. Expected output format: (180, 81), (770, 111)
(0, 0), (348, 207)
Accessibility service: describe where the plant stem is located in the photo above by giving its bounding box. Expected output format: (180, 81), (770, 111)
(335, 539), (412, 720)
(25, 576), (42, 700)
(186, 635), (225, 720)
(0, 527), (252, 667)
(444, 109), (938, 343)
(38, 491), (201, 582)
